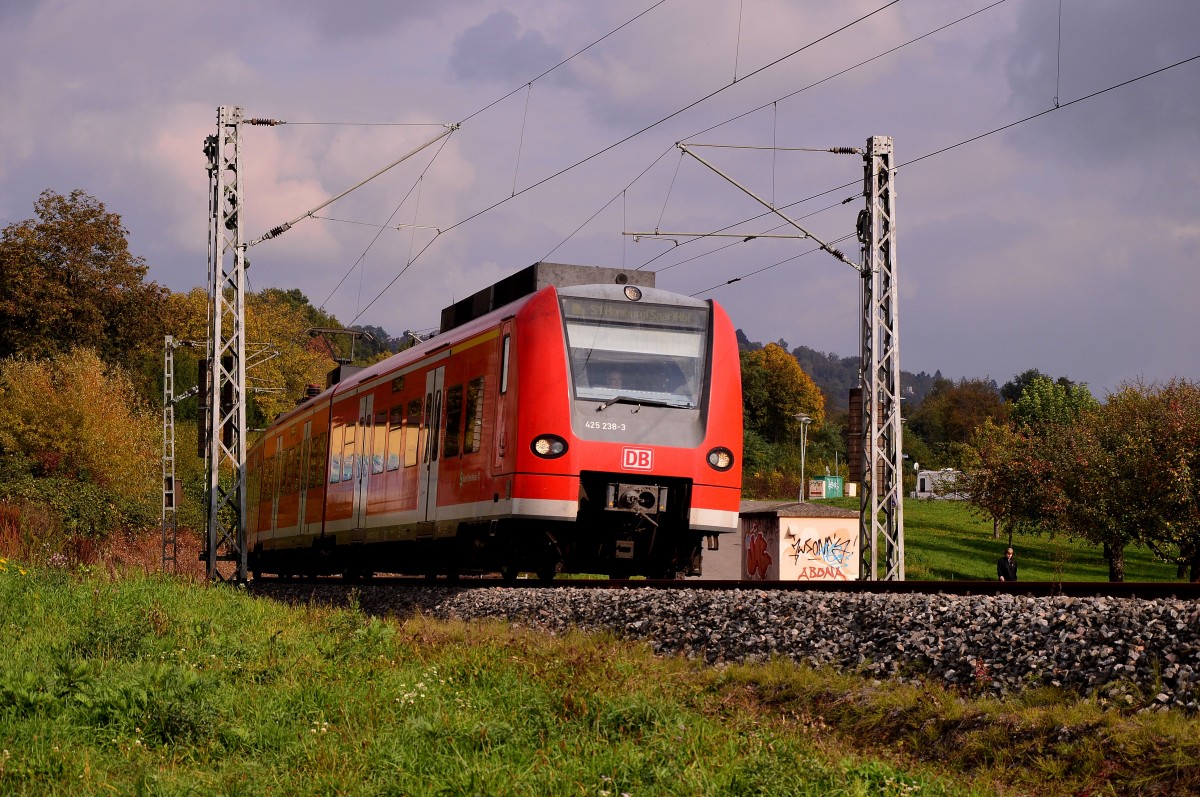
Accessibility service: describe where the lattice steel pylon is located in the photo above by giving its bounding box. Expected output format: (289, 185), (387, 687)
(858, 135), (904, 580)
(162, 336), (179, 572)
(203, 105), (249, 583)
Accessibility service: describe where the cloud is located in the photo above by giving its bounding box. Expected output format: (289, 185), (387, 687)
(286, 0), (471, 41)
(449, 9), (566, 84)
(1, 0), (1196, 394)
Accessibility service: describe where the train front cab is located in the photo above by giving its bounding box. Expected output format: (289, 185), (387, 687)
(507, 283), (742, 578)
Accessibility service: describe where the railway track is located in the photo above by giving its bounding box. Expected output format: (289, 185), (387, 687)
(249, 575), (1200, 600)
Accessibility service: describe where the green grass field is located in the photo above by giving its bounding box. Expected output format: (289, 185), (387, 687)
(0, 564), (979, 796)
(818, 497), (1181, 582)
(2, 563), (1199, 796)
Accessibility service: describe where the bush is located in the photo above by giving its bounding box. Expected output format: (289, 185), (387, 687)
(0, 349), (160, 553)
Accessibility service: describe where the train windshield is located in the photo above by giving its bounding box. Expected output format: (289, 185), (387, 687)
(562, 297), (709, 408)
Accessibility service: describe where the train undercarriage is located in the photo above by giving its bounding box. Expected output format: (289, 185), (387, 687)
(250, 472), (710, 582)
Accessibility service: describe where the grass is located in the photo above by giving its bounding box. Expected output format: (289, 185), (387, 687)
(817, 497), (1181, 582)
(0, 561), (974, 796)
(3, 561), (1199, 796)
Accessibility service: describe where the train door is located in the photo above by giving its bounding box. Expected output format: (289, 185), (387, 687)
(492, 324), (512, 474)
(298, 420), (311, 531)
(353, 394), (374, 528)
(270, 433), (283, 535)
(417, 366), (445, 522)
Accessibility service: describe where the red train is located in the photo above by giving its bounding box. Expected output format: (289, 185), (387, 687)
(246, 263), (742, 580)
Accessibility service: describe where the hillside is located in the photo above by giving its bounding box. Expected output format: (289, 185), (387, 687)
(736, 329), (942, 411)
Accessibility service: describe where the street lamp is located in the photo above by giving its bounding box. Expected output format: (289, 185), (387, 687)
(794, 412), (812, 503)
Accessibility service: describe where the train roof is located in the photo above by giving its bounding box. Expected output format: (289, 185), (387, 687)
(260, 263), (699, 432)
(439, 262), (654, 334)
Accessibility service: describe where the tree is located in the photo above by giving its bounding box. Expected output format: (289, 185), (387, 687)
(907, 377), (1007, 452)
(0, 190), (166, 373)
(968, 380), (1200, 582)
(1000, 368), (1050, 404)
(1040, 410), (1136, 582)
(1011, 375), (1098, 431)
(0, 349), (160, 536)
(965, 419), (1055, 543)
(740, 343), (825, 445)
(1097, 381), (1200, 580)
(163, 287), (340, 426)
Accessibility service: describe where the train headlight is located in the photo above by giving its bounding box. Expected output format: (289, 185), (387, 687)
(706, 447), (734, 471)
(531, 435), (568, 459)
(623, 285), (642, 301)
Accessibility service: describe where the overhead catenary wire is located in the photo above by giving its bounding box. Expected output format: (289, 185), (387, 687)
(316, 132), (455, 313)
(650, 196), (858, 275)
(689, 52), (1200, 298)
(689, 233), (859, 297)
(348, 1), (900, 325)
(539, 147), (677, 264)
(898, 51), (1200, 170)
(302, 0), (674, 318)
(458, 0), (669, 126)
(686, 0), (1011, 142)
(541, 1), (1004, 281)
(248, 124), (458, 247)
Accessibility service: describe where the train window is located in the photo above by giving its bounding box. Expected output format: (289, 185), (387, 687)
(342, 422), (356, 482)
(500, 335), (510, 394)
(330, 425), (343, 484)
(444, 385), (464, 458)
(296, 445), (304, 493)
(464, 377), (485, 454)
(372, 411), (387, 474)
(249, 453), (259, 509)
(562, 297), (708, 409)
(312, 432), (327, 488)
(404, 399), (421, 467)
(265, 452), (276, 499)
(282, 447), (293, 495)
(386, 407), (403, 471)
(291, 446), (302, 494)
(292, 445), (302, 493)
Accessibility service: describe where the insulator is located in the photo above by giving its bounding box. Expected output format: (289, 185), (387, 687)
(830, 248), (846, 261)
(829, 147), (860, 155)
(245, 118), (285, 126)
(856, 209), (870, 243)
(263, 223), (291, 240)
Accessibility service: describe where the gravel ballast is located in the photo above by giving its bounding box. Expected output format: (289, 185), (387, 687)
(255, 584), (1200, 709)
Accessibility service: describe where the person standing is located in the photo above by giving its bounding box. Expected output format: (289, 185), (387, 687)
(997, 547), (1018, 581)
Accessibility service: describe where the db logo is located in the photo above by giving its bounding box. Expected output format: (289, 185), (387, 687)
(622, 447), (653, 471)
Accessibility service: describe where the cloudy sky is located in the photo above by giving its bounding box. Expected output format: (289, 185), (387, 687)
(2, 0), (1197, 396)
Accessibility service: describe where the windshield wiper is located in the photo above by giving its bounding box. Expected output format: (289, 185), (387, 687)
(595, 395), (693, 412)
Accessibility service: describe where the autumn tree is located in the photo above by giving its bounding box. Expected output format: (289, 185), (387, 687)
(0, 190), (166, 374)
(163, 286), (339, 426)
(907, 377), (1007, 466)
(0, 349), (160, 537)
(966, 419), (1052, 542)
(739, 343), (827, 488)
(741, 343), (825, 445)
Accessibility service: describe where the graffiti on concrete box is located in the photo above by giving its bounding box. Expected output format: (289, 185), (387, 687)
(782, 519), (859, 581)
(742, 516), (776, 580)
